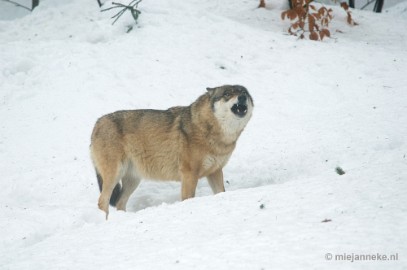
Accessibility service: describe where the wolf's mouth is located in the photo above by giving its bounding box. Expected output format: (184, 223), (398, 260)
(231, 103), (248, 117)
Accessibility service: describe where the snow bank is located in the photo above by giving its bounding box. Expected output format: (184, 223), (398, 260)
(385, 1), (407, 19)
(1, 0), (406, 269)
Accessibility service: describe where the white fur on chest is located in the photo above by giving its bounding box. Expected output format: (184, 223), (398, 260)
(202, 154), (231, 172)
(213, 97), (253, 142)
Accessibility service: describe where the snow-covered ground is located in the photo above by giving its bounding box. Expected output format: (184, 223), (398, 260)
(1, 0), (406, 269)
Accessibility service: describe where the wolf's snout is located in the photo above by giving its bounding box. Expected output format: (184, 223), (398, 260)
(231, 95), (249, 118)
(238, 95), (247, 104)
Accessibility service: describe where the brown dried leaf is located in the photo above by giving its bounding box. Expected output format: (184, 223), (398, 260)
(346, 12), (358, 25)
(318, 8), (324, 17)
(321, 18), (329, 26)
(347, 14), (352, 25)
(320, 7), (327, 16)
(340, 2), (349, 10)
(321, 28), (330, 38)
(308, 14), (316, 31)
(288, 10), (298, 20)
(294, 6), (306, 18)
(320, 31), (325, 40)
(312, 13), (321, 20)
(309, 31), (319, 41)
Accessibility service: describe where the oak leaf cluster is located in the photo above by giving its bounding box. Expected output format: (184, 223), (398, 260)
(281, 0), (357, 41)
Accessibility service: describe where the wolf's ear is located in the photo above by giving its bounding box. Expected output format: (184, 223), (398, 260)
(206, 87), (216, 96)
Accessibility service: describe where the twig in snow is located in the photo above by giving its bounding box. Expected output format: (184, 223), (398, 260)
(101, 0), (142, 26)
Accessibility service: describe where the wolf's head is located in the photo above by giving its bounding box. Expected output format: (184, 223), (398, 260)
(207, 85), (254, 118)
(206, 85), (254, 141)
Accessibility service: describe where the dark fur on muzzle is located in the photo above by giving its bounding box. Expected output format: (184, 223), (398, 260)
(231, 95), (248, 117)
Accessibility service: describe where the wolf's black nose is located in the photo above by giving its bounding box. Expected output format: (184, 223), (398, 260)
(238, 95), (247, 103)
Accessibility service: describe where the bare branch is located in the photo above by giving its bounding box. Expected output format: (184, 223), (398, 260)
(101, 0), (142, 26)
(1, 0), (32, 11)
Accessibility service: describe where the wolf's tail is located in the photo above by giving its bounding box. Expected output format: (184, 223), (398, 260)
(96, 171), (122, 207)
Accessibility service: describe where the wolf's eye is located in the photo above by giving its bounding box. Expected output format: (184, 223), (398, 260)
(224, 92), (231, 98)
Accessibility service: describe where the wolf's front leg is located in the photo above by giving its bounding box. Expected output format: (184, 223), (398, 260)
(180, 168), (199, 200)
(207, 169), (225, 194)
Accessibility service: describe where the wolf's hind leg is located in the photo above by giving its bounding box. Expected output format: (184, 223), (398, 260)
(116, 171), (140, 211)
(97, 164), (123, 219)
(207, 169), (225, 194)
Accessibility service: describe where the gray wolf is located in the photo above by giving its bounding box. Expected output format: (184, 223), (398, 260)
(90, 85), (253, 218)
